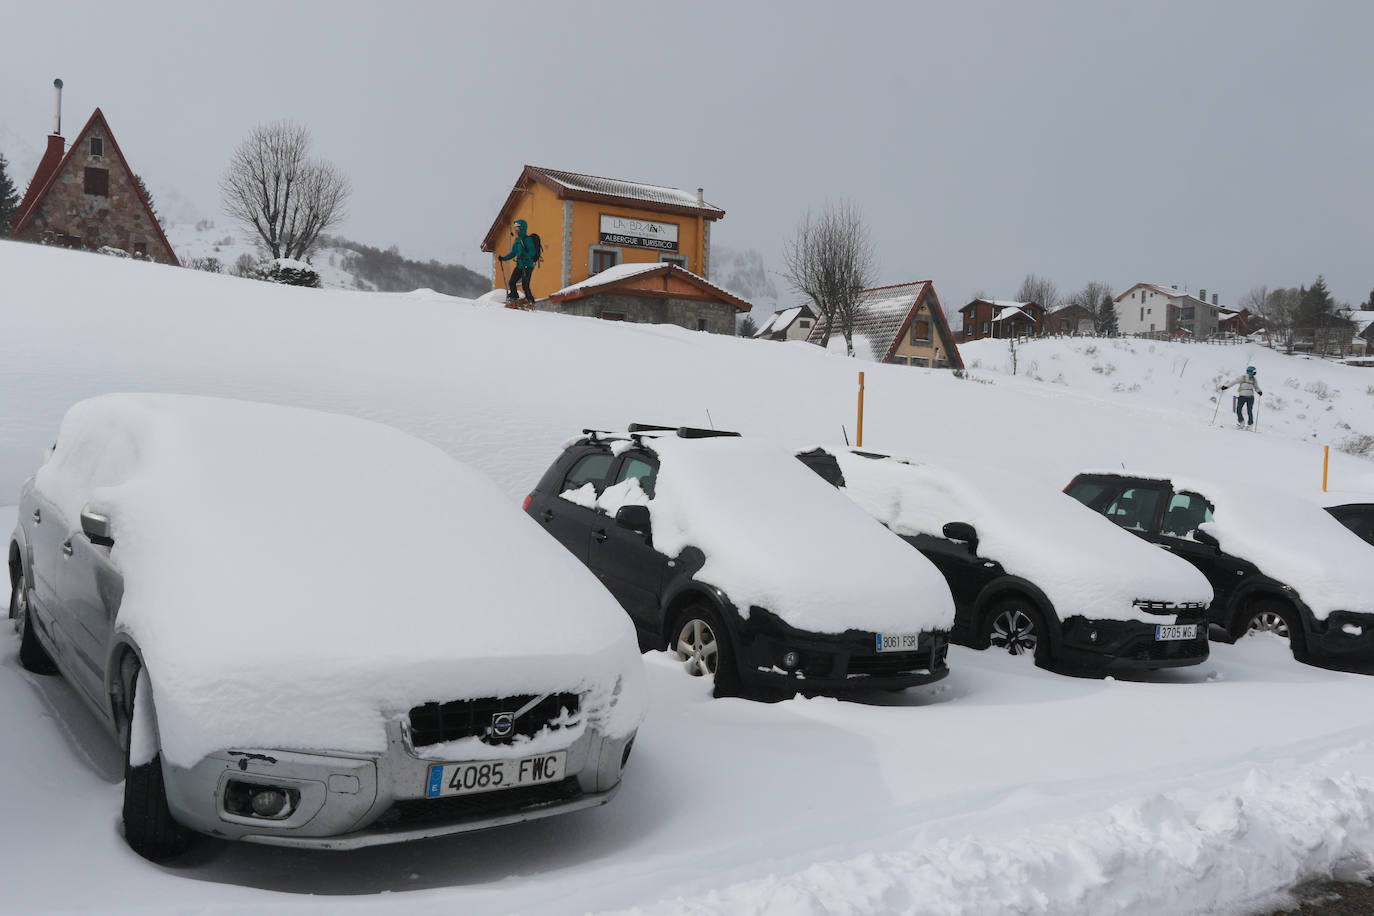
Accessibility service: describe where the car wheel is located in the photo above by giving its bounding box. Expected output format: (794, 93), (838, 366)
(117, 654), (192, 861)
(673, 605), (741, 697)
(11, 562), (57, 674)
(985, 599), (1049, 664)
(1241, 600), (1308, 660)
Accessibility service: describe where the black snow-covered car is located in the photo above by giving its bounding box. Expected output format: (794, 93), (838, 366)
(798, 448), (1214, 675)
(523, 425), (957, 698)
(1325, 502), (1374, 547)
(1066, 472), (1374, 667)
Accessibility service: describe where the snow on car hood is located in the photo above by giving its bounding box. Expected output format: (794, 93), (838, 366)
(634, 436), (955, 635)
(829, 449), (1215, 624)
(1081, 469), (1374, 620)
(35, 395), (645, 767)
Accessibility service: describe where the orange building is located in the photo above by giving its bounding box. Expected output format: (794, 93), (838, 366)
(480, 166), (726, 304)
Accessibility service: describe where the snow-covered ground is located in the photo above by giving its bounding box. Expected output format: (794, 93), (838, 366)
(162, 217), (375, 290)
(2, 241), (1373, 915)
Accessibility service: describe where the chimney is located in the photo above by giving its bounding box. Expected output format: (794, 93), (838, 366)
(1213, 293), (1218, 306)
(697, 188), (704, 207)
(52, 78), (63, 135)
(1199, 288), (1206, 304)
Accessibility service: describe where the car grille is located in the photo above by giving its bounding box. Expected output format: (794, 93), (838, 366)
(1133, 600), (1208, 617)
(847, 637), (949, 677)
(372, 778), (583, 833)
(408, 693), (580, 748)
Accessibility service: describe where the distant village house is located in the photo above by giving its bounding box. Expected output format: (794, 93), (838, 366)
(1114, 283), (1225, 338)
(480, 165), (747, 334)
(1045, 303), (1097, 335)
(10, 81), (177, 265)
(754, 304), (817, 341)
(806, 282), (963, 369)
(959, 299), (1044, 342)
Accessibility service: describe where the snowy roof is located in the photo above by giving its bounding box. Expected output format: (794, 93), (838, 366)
(549, 262), (751, 311)
(805, 281), (962, 364)
(754, 305), (814, 338)
(532, 166), (723, 215)
(993, 306), (1030, 322)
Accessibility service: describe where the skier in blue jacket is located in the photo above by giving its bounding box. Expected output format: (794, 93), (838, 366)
(1219, 366), (1263, 428)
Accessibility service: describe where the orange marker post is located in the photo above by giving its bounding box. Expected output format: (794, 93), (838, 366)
(1323, 445), (1330, 492)
(857, 372), (865, 448)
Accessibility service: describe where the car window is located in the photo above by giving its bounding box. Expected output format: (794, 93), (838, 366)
(614, 456), (658, 499)
(1328, 504), (1374, 546)
(1161, 491), (1214, 538)
(562, 453), (614, 493)
(1065, 480), (1111, 508)
(1104, 487), (1163, 532)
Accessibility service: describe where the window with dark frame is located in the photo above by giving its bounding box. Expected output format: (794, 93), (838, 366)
(696, 318), (707, 331)
(90, 137), (103, 157)
(601, 311), (626, 321)
(661, 254), (687, 269)
(83, 167), (109, 196)
(911, 319), (930, 344)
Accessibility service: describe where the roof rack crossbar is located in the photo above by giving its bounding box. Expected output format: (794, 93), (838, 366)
(676, 426), (741, 439)
(627, 422), (676, 433)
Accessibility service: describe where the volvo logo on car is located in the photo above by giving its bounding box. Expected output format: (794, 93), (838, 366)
(491, 712), (515, 738)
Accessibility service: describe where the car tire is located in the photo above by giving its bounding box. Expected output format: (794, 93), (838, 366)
(117, 654), (192, 862)
(672, 605), (741, 697)
(984, 598), (1051, 666)
(11, 562), (57, 674)
(1239, 599), (1308, 661)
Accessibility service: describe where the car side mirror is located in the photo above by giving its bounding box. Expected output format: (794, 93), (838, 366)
(616, 505), (651, 533)
(1193, 528), (1219, 549)
(80, 507), (114, 547)
(942, 521), (978, 550)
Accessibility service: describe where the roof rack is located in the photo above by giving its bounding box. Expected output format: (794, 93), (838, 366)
(627, 423), (676, 433)
(581, 428), (618, 442)
(675, 426), (740, 439)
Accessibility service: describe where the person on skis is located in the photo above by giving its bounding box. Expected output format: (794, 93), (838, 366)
(1219, 366), (1263, 429)
(499, 219), (537, 305)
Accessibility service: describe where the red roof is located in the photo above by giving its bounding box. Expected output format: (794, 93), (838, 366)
(11, 108), (179, 265)
(806, 281), (964, 368)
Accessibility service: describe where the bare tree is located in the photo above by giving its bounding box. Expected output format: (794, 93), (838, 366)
(782, 201), (876, 357)
(1068, 281), (1113, 334)
(1257, 286), (1301, 353)
(220, 121), (350, 261)
(1016, 273), (1062, 311)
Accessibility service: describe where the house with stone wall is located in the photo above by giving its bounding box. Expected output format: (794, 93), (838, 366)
(11, 102), (177, 265)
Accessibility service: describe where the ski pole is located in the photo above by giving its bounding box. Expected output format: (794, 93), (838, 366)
(1210, 391), (1222, 425)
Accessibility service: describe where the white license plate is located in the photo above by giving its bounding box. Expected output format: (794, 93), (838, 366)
(425, 751), (567, 798)
(876, 632), (922, 652)
(1155, 624), (1198, 641)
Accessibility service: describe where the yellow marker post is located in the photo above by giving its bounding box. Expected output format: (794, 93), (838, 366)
(857, 372), (865, 447)
(1323, 445), (1330, 492)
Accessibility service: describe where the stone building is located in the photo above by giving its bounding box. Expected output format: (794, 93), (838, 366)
(541, 262), (750, 334)
(11, 97), (177, 265)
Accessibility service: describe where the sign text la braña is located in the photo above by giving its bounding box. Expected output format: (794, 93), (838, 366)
(599, 215), (679, 252)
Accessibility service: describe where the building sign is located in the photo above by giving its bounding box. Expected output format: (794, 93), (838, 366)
(599, 214), (679, 252)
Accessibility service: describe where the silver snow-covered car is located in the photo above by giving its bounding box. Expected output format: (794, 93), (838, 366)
(9, 394), (645, 860)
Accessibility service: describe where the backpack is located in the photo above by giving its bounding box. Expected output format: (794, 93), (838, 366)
(527, 233), (543, 265)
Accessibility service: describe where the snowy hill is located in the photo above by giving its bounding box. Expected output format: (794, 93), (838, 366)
(1, 240), (1373, 916)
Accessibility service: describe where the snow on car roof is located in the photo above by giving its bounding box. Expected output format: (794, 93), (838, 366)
(35, 394), (645, 767)
(828, 449), (1213, 623)
(629, 435), (956, 634)
(1075, 468), (1374, 619)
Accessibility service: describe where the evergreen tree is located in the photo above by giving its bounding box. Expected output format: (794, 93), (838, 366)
(739, 315), (759, 337)
(1295, 276), (1335, 327)
(133, 174), (161, 229)
(1096, 292), (1118, 335)
(1361, 288), (1374, 312)
(0, 152), (20, 236)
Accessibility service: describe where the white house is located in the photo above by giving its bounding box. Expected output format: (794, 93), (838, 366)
(754, 304), (817, 341)
(1114, 283), (1227, 337)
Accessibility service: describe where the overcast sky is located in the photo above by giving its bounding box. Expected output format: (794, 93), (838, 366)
(3, 0), (1371, 312)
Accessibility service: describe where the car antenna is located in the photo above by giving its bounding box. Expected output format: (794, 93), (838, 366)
(842, 425), (850, 446)
(705, 409), (715, 430)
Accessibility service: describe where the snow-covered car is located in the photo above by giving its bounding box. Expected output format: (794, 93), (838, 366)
(1066, 471), (1374, 667)
(523, 425), (956, 698)
(1324, 502), (1374, 547)
(8, 395), (645, 860)
(798, 448), (1215, 674)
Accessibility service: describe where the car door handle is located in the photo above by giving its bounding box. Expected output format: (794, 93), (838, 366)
(593, 529), (609, 543)
(32, 509), (41, 524)
(61, 539), (73, 557)
(1159, 544), (1173, 550)
(540, 510), (554, 523)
